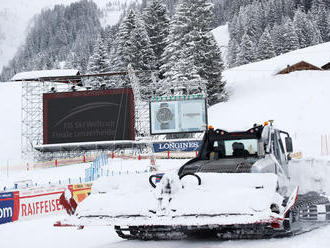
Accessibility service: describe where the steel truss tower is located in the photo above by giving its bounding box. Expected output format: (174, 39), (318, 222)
(21, 81), (73, 160)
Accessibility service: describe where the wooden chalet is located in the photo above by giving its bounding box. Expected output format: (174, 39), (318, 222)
(278, 61), (322, 74)
(321, 62), (330, 70)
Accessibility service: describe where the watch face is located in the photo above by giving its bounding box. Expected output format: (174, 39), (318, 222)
(156, 107), (173, 123)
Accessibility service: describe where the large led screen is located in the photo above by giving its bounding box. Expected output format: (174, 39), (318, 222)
(150, 98), (207, 135)
(43, 88), (134, 144)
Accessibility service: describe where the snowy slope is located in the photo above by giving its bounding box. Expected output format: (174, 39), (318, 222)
(211, 24), (229, 66)
(0, 81), (21, 163)
(209, 42), (330, 157)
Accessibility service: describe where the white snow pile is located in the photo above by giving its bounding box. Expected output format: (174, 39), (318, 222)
(73, 172), (283, 227)
(209, 41), (330, 157)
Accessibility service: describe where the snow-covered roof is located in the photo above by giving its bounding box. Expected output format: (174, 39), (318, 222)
(11, 69), (80, 81)
(223, 41), (330, 83)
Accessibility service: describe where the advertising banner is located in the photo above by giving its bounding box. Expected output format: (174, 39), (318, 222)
(153, 140), (202, 153)
(150, 98), (207, 135)
(19, 186), (66, 220)
(68, 183), (92, 203)
(0, 191), (19, 225)
(43, 88), (135, 144)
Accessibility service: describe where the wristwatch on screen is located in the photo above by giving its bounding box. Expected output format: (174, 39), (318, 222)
(156, 103), (173, 129)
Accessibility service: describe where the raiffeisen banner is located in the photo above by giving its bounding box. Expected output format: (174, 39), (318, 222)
(150, 97), (207, 135)
(0, 191), (19, 225)
(19, 186), (66, 220)
(153, 140), (202, 153)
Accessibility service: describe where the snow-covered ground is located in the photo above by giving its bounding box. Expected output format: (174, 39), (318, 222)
(1, 215), (330, 248)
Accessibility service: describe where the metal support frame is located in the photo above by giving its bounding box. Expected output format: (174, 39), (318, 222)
(127, 64), (150, 137)
(21, 81), (73, 160)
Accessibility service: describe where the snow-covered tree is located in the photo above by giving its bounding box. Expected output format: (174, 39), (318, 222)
(113, 9), (156, 99)
(271, 23), (285, 55)
(143, 0), (170, 69)
(281, 18), (300, 54)
(293, 8), (321, 48)
(256, 28), (275, 61)
(229, 14), (245, 42)
(227, 38), (240, 67)
(236, 32), (255, 66)
(310, 0), (330, 42)
(86, 36), (111, 88)
(196, 32), (227, 105)
(161, 45), (206, 95)
(160, 0), (226, 101)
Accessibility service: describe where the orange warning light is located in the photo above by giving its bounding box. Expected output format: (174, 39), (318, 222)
(208, 125), (214, 130)
(264, 121), (269, 126)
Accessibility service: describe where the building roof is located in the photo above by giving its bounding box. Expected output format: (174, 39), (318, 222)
(278, 61), (322, 74)
(11, 69), (80, 82)
(321, 62), (330, 70)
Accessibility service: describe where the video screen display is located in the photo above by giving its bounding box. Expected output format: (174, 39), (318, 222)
(150, 98), (207, 135)
(43, 88), (135, 144)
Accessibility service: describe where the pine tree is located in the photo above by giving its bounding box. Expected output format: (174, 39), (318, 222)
(293, 8), (321, 48)
(281, 18), (300, 54)
(131, 13), (157, 99)
(161, 45), (206, 95)
(236, 32), (255, 66)
(271, 23), (285, 55)
(160, 0), (194, 78)
(113, 10), (156, 99)
(310, 0), (330, 42)
(227, 38), (240, 67)
(160, 0), (226, 101)
(196, 32), (226, 105)
(256, 28), (276, 61)
(86, 36), (111, 88)
(143, 0), (170, 69)
(229, 14), (245, 42)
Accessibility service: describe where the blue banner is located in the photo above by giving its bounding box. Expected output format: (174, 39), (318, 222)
(153, 140), (202, 153)
(0, 191), (19, 225)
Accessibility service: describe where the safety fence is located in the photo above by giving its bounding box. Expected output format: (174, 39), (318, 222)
(2, 153), (152, 192)
(85, 153), (109, 182)
(0, 182), (92, 225)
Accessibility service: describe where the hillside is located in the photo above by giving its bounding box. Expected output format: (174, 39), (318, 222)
(0, 0), (139, 72)
(209, 41), (330, 157)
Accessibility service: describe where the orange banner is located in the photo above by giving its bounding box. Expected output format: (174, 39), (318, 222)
(68, 183), (92, 203)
